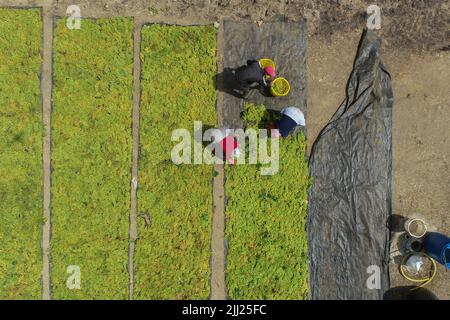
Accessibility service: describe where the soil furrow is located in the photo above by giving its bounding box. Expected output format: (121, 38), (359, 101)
(41, 2), (53, 300)
(128, 17), (142, 300)
(210, 21), (228, 300)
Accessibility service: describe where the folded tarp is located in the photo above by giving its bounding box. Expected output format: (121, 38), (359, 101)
(308, 30), (393, 299)
(221, 21), (307, 128)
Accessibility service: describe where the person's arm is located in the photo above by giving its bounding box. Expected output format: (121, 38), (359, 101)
(261, 74), (274, 87)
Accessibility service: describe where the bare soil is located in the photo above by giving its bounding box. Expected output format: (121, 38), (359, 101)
(1, 0), (448, 299)
(307, 30), (450, 299)
(5, 0), (448, 51)
(40, 0), (53, 300)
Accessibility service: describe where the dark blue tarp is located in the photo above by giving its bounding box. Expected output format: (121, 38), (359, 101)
(308, 30), (393, 300)
(221, 21), (306, 128)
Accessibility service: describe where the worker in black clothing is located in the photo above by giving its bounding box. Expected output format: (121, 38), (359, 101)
(234, 60), (275, 98)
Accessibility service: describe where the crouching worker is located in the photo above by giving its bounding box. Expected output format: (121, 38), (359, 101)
(213, 127), (240, 165)
(272, 106), (305, 138)
(234, 60), (275, 99)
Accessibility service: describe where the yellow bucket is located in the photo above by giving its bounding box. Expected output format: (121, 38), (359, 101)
(259, 58), (275, 70)
(259, 58), (275, 82)
(270, 77), (290, 97)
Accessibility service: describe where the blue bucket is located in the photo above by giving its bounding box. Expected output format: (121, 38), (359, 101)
(423, 232), (450, 269)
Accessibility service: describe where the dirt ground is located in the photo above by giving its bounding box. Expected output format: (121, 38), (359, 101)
(4, 0), (448, 52)
(1, 0), (448, 299)
(307, 30), (450, 299)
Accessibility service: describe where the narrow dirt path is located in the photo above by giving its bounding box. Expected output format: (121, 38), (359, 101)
(211, 164), (227, 299)
(210, 21), (227, 300)
(41, 1), (53, 300)
(128, 16), (143, 300)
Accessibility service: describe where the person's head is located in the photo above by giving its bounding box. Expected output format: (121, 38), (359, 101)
(278, 107), (305, 137)
(264, 66), (275, 79)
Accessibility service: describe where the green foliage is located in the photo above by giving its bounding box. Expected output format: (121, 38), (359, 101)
(148, 6), (159, 16)
(0, 8), (43, 299)
(51, 18), (133, 299)
(241, 102), (281, 129)
(226, 104), (310, 299)
(135, 24), (217, 299)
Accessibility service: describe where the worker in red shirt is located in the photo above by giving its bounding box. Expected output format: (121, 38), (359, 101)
(214, 128), (240, 165)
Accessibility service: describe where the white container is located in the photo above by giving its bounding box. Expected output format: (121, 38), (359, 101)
(404, 218), (427, 238)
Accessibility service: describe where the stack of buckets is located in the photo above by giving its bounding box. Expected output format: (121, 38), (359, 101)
(423, 232), (450, 269)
